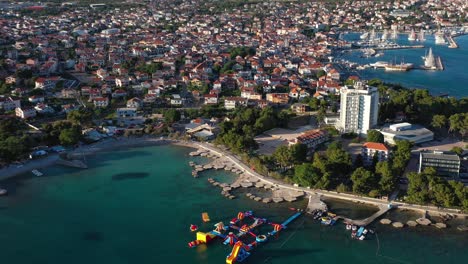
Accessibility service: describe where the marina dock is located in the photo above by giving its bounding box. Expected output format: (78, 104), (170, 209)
(373, 45), (424, 51)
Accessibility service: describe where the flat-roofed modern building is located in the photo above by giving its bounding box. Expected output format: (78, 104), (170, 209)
(379, 122), (434, 145)
(419, 150), (460, 177)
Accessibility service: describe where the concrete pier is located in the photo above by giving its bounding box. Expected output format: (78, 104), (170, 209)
(306, 194), (328, 213)
(447, 35), (458, 48)
(340, 204), (393, 226)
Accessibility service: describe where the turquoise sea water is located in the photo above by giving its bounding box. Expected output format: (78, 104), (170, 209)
(0, 145), (467, 264)
(340, 33), (468, 97)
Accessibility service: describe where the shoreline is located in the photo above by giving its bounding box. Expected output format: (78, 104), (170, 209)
(1, 136), (467, 220)
(0, 136), (173, 182)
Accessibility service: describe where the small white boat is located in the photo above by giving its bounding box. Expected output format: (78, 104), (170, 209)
(359, 235), (366, 240)
(0, 188), (7, 196)
(346, 224), (352, 230)
(31, 169), (43, 177)
(363, 229), (368, 235)
(352, 225), (357, 231)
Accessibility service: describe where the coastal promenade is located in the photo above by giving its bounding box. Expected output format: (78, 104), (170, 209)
(191, 141), (468, 219)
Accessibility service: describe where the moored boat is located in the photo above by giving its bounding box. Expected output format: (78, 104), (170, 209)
(31, 169), (43, 177)
(408, 28), (416, 41)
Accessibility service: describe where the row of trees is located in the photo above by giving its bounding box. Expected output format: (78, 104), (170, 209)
(431, 113), (468, 138)
(406, 168), (468, 210)
(374, 80), (467, 138)
(292, 140), (411, 198)
(0, 117), (32, 162)
(292, 142), (352, 190)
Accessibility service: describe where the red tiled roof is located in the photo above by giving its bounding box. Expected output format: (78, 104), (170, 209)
(363, 142), (389, 152)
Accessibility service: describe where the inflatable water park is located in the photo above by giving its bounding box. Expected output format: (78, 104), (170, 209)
(187, 210), (302, 263)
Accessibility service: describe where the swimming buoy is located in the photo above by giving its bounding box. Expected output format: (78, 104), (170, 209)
(190, 224), (198, 232)
(256, 235), (267, 243)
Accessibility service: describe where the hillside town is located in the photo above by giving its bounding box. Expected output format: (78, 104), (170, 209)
(0, 0), (467, 211)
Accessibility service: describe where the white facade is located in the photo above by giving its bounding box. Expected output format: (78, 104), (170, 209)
(337, 82), (379, 135)
(116, 108), (137, 118)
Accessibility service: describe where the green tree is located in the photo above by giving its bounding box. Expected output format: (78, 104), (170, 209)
(450, 146), (464, 156)
(406, 171), (430, 204)
(289, 143), (307, 164)
(59, 127), (81, 146)
(326, 141), (352, 177)
(431, 114), (447, 129)
(273, 145), (293, 170)
(366, 130), (384, 143)
(351, 167), (376, 195)
(375, 161), (395, 195)
(392, 140), (412, 175)
(0, 136), (27, 162)
(164, 109), (181, 123)
(293, 163), (320, 187)
(67, 109), (93, 125)
(336, 183), (349, 193)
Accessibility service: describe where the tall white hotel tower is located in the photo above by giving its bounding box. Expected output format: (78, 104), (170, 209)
(336, 82), (379, 135)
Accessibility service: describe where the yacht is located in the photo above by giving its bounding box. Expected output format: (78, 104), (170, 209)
(381, 29), (388, 41)
(423, 48), (436, 69)
(408, 28), (416, 41)
(370, 61), (388, 68)
(435, 29), (446, 45)
(391, 27), (398, 39)
(418, 29), (425, 41)
(360, 32), (369, 40)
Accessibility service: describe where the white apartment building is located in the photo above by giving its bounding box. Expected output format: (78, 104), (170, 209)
(336, 82), (379, 135)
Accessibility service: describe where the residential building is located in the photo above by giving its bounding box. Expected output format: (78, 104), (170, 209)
(170, 94), (183, 106)
(204, 94), (219, 105)
(266, 93), (289, 104)
(337, 82), (379, 135)
(224, 97), (248, 110)
(361, 142), (390, 165)
(419, 150), (460, 177)
(289, 129), (328, 154)
(116, 107), (138, 118)
(15, 107), (36, 119)
(126, 97), (143, 109)
(291, 103), (308, 114)
(379, 123), (434, 145)
(93, 97), (109, 108)
(0, 96), (21, 111)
